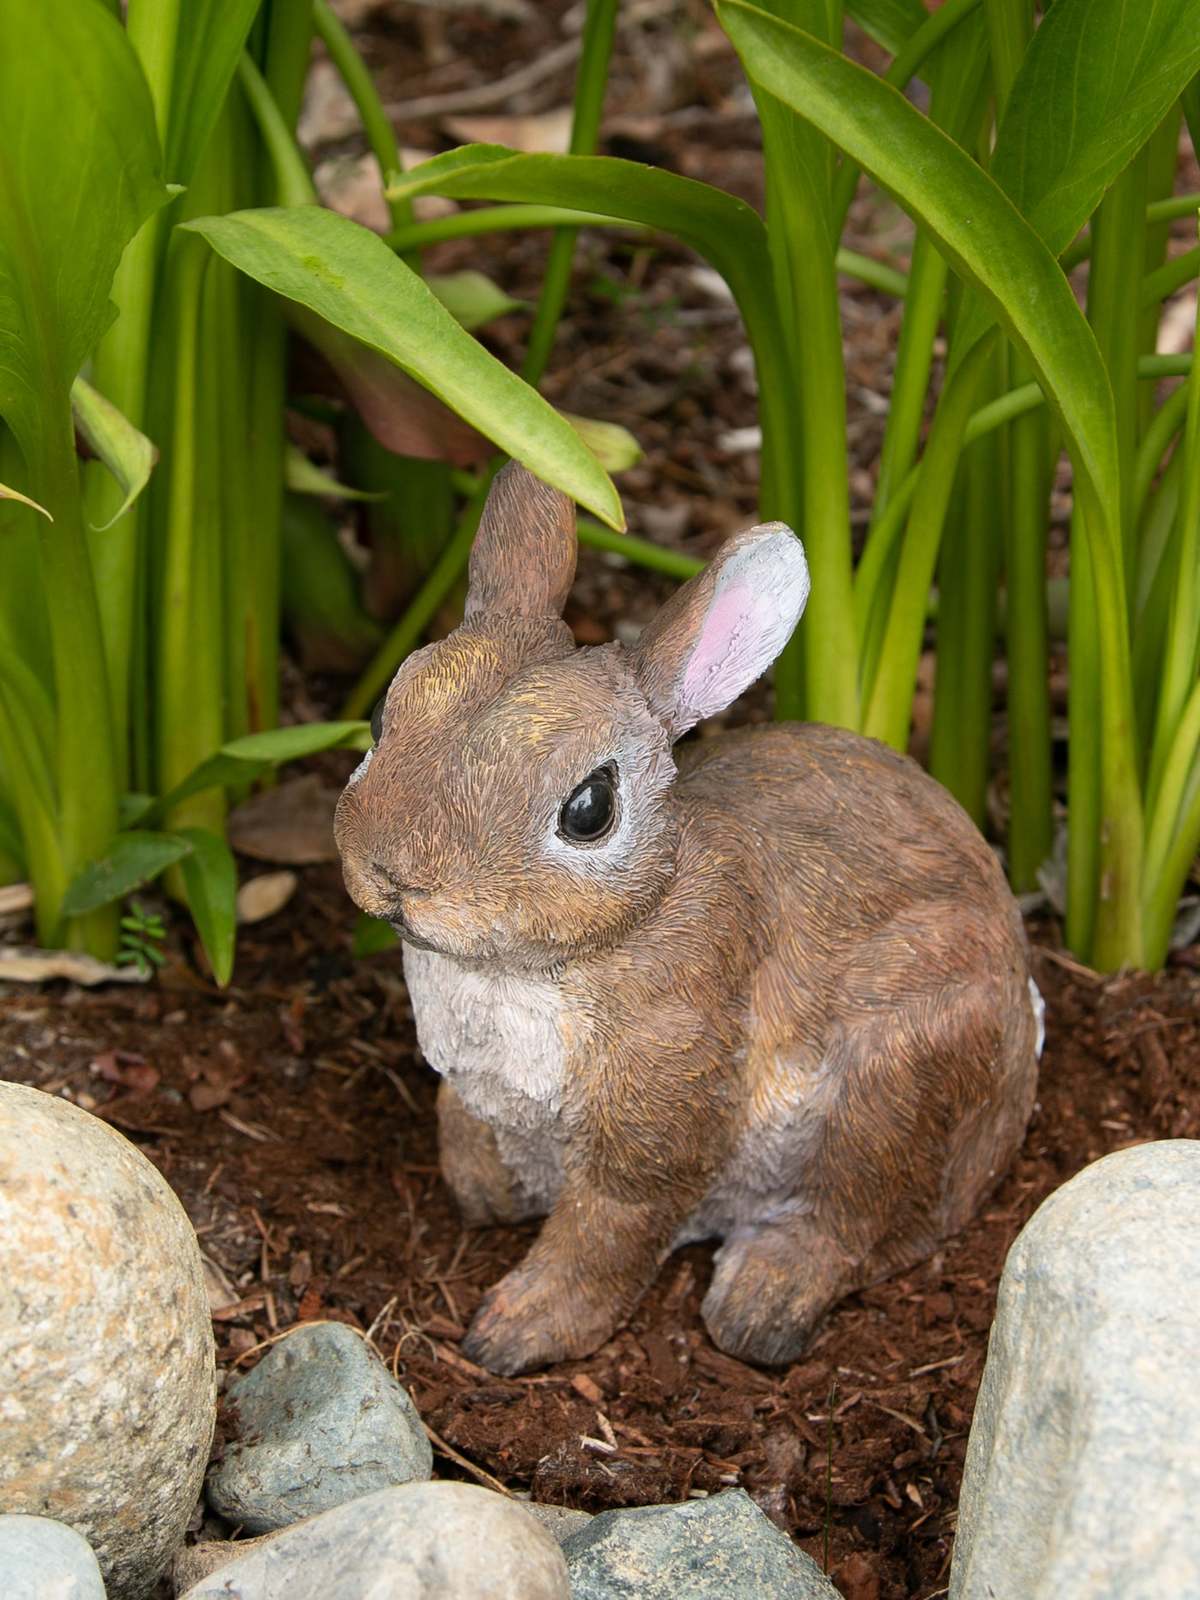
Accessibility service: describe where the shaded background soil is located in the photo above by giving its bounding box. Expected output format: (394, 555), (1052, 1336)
(4, 2), (1200, 1596)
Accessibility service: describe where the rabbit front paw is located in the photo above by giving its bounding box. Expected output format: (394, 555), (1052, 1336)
(462, 1261), (618, 1376)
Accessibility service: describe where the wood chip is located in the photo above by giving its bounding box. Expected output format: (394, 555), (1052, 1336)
(0, 947), (147, 986)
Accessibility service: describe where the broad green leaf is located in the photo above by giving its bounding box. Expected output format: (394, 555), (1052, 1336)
(563, 414), (643, 472)
(992, 0), (1200, 257)
(426, 270), (528, 331)
(844, 0), (928, 54)
(181, 207), (625, 530)
(285, 445), (386, 502)
(0, 483), (50, 520)
(61, 831), (192, 917)
(716, 1), (1120, 529)
(391, 148), (771, 316)
(152, 721), (370, 819)
(353, 913), (400, 957)
(71, 376), (157, 531)
(0, 0), (168, 454)
(174, 826), (237, 986)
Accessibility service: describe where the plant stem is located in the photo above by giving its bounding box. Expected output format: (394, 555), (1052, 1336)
(312, 0), (412, 237)
(522, 0), (618, 387)
(342, 485), (489, 718)
(863, 331), (998, 747)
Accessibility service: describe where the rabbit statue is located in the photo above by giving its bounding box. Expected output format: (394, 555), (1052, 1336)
(335, 462), (1042, 1375)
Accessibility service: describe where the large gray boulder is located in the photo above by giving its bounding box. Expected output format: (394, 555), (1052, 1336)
(180, 1481), (570, 1599)
(951, 1140), (1200, 1600)
(0, 1081), (215, 1600)
(206, 1320), (433, 1532)
(562, 1489), (839, 1598)
(0, 1514), (106, 1599)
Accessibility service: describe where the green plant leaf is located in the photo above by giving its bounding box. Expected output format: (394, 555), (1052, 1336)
(563, 414), (643, 472)
(173, 826), (237, 986)
(0, 0), (169, 456)
(181, 206), (625, 530)
(389, 147), (772, 316)
(352, 913), (400, 957)
(61, 831), (193, 917)
(715, 0), (1120, 530)
(285, 445), (386, 501)
(0, 482), (51, 520)
(844, 0), (928, 54)
(426, 270), (528, 331)
(71, 376), (157, 531)
(151, 721), (369, 819)
(991, 0), (1200, 258)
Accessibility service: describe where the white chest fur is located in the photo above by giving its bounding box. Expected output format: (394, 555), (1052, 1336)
(402, 944), (567, 1210)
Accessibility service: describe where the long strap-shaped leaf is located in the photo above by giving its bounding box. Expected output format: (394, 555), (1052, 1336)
(182, 206), (624, 530)
(717, 0), (1144, 965)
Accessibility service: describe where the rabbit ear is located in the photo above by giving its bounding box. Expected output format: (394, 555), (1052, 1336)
(464, 461), (578, 620)
(630, 522), (809, 739)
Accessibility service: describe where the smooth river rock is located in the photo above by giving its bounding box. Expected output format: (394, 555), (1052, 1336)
(180, 1481), (570, 1599)
(0, 1081), (215, 1600)
(950, 1140), (1200, 1600)
(562, 1489), (839, 1598)
(0, 1514), (106, 1599)
(206, 1321), (433, 1532)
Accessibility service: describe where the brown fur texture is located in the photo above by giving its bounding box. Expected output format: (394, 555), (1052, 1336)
(335, 463), (1039, 1375)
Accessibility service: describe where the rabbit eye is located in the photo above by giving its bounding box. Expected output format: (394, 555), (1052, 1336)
(558, 765), (617, 844)
(370, 696), (386, 745)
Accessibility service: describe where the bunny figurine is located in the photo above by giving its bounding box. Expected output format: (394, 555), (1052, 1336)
(335, 463), (1042, 1375)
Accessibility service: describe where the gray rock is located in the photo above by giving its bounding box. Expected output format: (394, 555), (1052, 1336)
(951, 1140), (1200, 1600)
(180, 1481), (570, 1599)
(0, 1082), (216, 1600)
(522, 1502), (594, 1544)
(206, 1321), (433, 1532)
(0, 1515), (106, 1599)
(562, 1489), (839, 1598)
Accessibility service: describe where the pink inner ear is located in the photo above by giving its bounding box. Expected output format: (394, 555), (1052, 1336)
(681, 582), (751, 706)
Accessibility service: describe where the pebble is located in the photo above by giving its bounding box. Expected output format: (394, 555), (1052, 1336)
(206, 1321), (433, 1532)
(0, 1082), (215, 1600)
(179, 1481), (570, 1599)
(0, 1515), (106, 1599)
(951, 1140), (1200, 1599)
(562, 1489), (840, 1598)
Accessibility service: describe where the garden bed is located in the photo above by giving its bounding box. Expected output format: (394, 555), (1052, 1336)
(3, 3), (1200, 1596)
(3, 878), (1198, 1599)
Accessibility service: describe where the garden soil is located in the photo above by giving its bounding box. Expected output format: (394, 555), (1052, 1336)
(5, 3), (1200, 1595)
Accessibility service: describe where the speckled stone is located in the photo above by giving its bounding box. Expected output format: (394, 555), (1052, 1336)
(951, 1140), (1200, 1600)
(0, 1081), (216, 1600)
(206, 1321), (433, 1532)
(562, 1490), (839, 1598)
(179, 1482), (570, 1599)
(0, 1514), (106, 1599)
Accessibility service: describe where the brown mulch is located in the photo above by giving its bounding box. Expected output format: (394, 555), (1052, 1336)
(4, 869), (1199, 1599)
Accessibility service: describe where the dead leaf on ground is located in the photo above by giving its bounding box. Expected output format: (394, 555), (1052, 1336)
(442, 106), (573, 153)
(227, 774), (341, 865)
(91, 1050), (160, 1095)
(237, 872), (299, 926)
(0, 947), (147, 986)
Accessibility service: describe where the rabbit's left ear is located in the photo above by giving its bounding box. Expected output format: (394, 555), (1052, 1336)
(464, 460), (577, 620)
(629, 522), (809, 739)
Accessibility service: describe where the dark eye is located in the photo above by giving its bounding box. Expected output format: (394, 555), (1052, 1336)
(558, 765), (617, 843)
(370, 696), (386, 745)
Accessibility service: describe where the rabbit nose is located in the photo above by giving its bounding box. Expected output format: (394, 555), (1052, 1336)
(372, 862), (429, 898)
